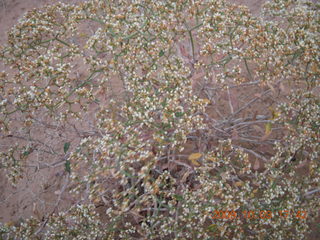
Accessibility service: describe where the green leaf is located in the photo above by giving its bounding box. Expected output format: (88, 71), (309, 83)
(23, 150), (30, 157)
(65, 160), (71, 173)
(175, 111), (184, 117)
(159, 50), (164, 57)
(173, 194), (184, 201)
(64, 142), (71, 154)
(206, 224), (218, 232)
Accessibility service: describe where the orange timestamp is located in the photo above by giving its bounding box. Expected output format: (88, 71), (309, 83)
(210, 210), (308, 220)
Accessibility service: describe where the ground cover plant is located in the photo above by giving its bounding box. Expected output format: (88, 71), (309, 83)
(0, 0), (319, 239)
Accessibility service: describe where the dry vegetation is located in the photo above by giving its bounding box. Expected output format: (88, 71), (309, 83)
(0, 0), (319, 239)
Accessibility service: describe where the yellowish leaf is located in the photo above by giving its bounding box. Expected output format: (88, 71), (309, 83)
(188, 153), (202, 161)
(202, 98), (211, 105)
(250, 188), (259, 198)
(207, 156), (218, 162)
(190, 159), (201, 166)
(265, 122), (272, 135)
(235, 181), (244, 187)
(188, 153), (202, 166)
(79, 32), (88, 38)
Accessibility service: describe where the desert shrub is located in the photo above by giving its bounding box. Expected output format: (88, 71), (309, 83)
(0, 0), (319, 239)
(0, 204), (105, 239)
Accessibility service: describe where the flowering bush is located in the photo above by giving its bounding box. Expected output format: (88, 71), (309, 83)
(0, 0), (319, 239)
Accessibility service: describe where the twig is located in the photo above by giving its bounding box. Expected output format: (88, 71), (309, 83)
(34, 176), (70, 235)
(304, 188), (320, 197)
(233, 145), (268, 162)
(206, 80), (260, 91)
(168, 160), (193, 169)
(225, 120), (272, 131)
(229, 89), (272, 119)
(243, 58), (254, 81)
(227, 87), (234, 114)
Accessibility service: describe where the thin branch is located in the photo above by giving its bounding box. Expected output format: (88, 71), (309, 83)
(227, 87), (234, 114)
(233, 145), (268, 162)
(229, 89), (272, 119)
